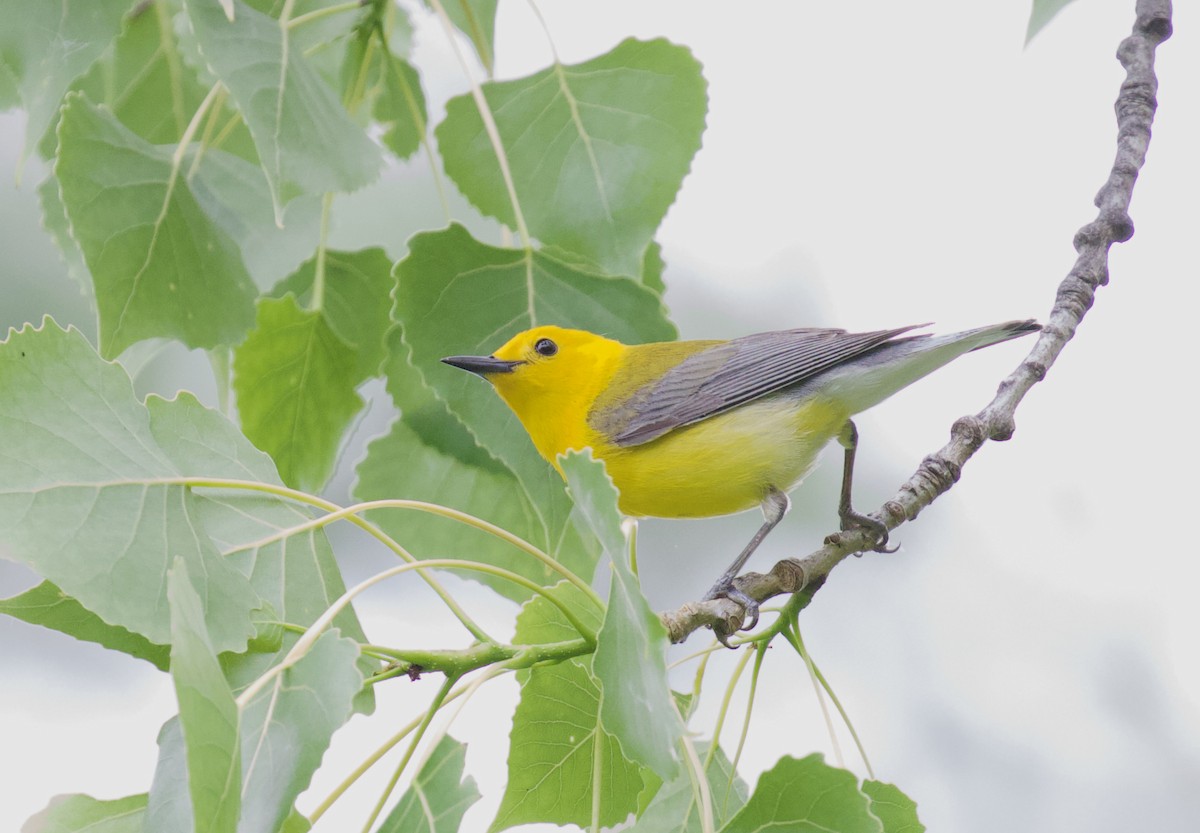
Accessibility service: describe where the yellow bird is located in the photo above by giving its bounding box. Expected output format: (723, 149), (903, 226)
(443, 320), (1038, 634)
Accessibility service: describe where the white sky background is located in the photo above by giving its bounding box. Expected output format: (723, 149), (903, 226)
(2, 1), (1199, 831)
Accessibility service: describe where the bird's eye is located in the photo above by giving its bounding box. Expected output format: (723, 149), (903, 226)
(534, 338), (558, 357)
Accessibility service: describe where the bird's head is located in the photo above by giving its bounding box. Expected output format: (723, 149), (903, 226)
(442, 326), (626, 460)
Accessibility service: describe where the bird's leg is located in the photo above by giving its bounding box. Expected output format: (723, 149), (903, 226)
(703, 488), (790, 643)
(837, 419), (896, 553)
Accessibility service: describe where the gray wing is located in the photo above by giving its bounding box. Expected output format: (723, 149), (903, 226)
(605, 325), (928, 446)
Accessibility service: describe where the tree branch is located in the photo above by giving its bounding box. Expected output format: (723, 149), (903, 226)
(661, 0), (1174, 646)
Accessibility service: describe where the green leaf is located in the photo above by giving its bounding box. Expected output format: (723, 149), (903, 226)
(378, 735), (481, 833)
(862, 781), (925, 833)
(268, 248), (395, 379)
(427, 0), (497, 73)
(143, 719), (195, 833)
(36, 174), (91, 297)
(43, 2), (248, 158)
(21, 793), (147, 833)
(184, 0), (383, 212)
(355, 330), (598, 602)
(394, 223), (674, 544)
(188, 150), (323, 290)
(345, 31), (434, 164)
(627, 743), (748, 833)
(436, 38), (707, 277)
(720, 754), (884, 833)
(233, 295), (365, 492)
(492, 583), (648, 831)
(141, 390), (374, 705)
(340, 3), (417, 120)
(562, 451), (682, 780)
(0, 320), (259, 653)
(237, 631), (363, 833)
(641, 240), (667, 294)
(146, 631), (363, 833)
(375, 51), (428, 161)
(492, 659), (649, 831)
(55, 94), (257, 358)
(167, 561), (241, 833)
(0, 0), (128, 164)
(0, 580), (170, 670)
(0, 57), (17, 110)
(513, 580), (604, 646)
(1026, 0), (1078, 44)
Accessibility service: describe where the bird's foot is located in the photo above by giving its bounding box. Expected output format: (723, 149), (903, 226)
(702, 578), (759, 648)
(839, 509), (898, 554)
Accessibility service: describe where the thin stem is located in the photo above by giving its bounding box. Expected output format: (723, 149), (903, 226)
(727, 643), (767, 815)
(668, 643), (723, 671)
(234, 558), (483, 709)
(187, 84), (230, 181)
(524, 0), (559, 61)
(676, 699), (715, 833)
(154, 0), (189, 136)
(360, 674), (458, 833)
(625, 518), (639, 576)
(793, 627), (875, 779)
(287, 0), (361, 30)
(427, 0), (532, 247)
(224, 494), (602, 610)
(166, 476), (494, 643)
(239, 558), (595, 720)
(207, 346), (233, 417)
(782, 622), (843, 768)
(312, 192), (334, 311)
(703, 646), (753, 772)
(209, 108), (245, 152)
(172, 84), (222, 169)
(364, 664), (412, 686)
(309, 667), (509, 824)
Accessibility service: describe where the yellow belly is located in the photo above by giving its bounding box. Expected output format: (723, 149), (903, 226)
(593, 396), (849, 518)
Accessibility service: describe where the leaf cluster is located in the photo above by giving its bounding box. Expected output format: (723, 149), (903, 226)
(1, 2), (924, 831)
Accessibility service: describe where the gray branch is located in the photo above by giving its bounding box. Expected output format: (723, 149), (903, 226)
(662, 0), (1174, 645)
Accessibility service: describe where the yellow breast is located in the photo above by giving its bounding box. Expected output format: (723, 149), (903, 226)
(590, 395), (849, 518)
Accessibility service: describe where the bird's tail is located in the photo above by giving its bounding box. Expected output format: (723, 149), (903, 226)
(807, 319), (1040, 416)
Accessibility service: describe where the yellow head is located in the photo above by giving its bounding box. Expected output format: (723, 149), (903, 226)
(442, 326), (627, 466)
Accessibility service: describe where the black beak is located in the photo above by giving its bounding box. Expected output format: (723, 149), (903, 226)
(441, 355), (523, 376)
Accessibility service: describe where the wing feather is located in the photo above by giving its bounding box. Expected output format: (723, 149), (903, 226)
(604, 325), (928, 446)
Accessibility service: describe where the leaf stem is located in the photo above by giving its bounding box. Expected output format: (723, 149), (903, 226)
(374, 23), (452, 222)
(360, 674), (459, 833)
(172, 83), (222, 169)
(312, 192), (334, 311)
(781, 621), (844, 768)
(308, 666), (508, 824)
(287, 0), (362, 30)
(427, 0), (531, 248)
(207, 346), (233, 416)
(364, 634), (593, 675)
(222, 493), (603, 609)
(704, 645), (753, 771)
(789, 625), (874, 779)
(170, 476), (495, 643)
(675, 697), (715, 833)
(238, 556), (600, 709)
(726, 642), (766, 816)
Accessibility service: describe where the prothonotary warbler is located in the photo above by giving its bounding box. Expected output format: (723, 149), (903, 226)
(443, 319), (1039, 637)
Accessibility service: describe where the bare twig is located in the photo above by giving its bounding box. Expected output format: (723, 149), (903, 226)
(661, 0), (1174, 645)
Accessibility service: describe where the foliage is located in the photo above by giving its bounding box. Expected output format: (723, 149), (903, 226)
(0, 1), (960, 830)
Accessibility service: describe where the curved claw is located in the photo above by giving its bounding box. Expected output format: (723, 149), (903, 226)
(724, 585), (760, 631)
(702, 579), (760, 648)
(839, 509), (895, 554)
